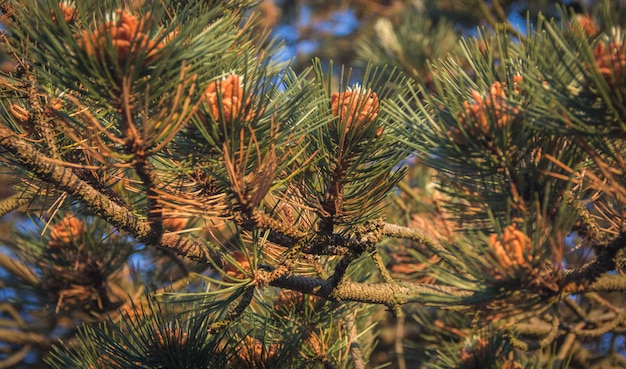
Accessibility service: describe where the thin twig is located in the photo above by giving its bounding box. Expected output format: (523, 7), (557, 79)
(208, 285), (256, 333)
(347, 311), (367, 369)
(395, 312), (407, 369)
(0, 252), (38, 286)
(371, 251), (394, 284)
(563, 296), (587, 320)
(557, 321), (585, 362)
(538, 314), (560, 348)
(574, 309), (626, 337)
(0, 344), (32, 369)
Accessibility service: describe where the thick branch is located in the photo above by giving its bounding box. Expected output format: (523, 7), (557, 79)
(382, 222), (439, 248)
(208, 285), (255, 333)
(0, 193), (30, 218)
(587, 274), (626, 293)
(562, 230), (626, 289)
(0, 126), (220, 264)
(269, 273), (473, 306)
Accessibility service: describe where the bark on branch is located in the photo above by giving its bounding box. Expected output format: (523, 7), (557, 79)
(0, 126), (221, 265)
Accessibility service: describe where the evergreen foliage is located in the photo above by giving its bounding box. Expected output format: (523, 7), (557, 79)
(1, 0), (626, 368)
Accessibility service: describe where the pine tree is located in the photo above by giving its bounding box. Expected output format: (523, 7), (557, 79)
(1, 0), (626, 368)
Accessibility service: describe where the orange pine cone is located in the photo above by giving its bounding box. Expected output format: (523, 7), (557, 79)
(51, 1), (76, 23)
(81, 9), (162, 66)
(488, 225), (531, 272)
(593, 41), (626, 88)
(48, 216), (86, 249)
(202, 74), (258, 125)
(451, 79), (521, 145)
(331, 88), (381, 135)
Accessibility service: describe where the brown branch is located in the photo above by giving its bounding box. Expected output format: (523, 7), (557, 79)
(26, 69), (61, 160)
(557, 321), (586, 363)
(1, 126), (476, 308)
(371, 251), (394, 284)
(0, 252), (38, 286)
(562, 230), (626, 290)
(538, 314), (560, 348)
(573, 309), (626, 337)
(208, 285), (256, 333)
(121, 75), (164, 244)
(382, 222), (438, 246)
(0, 193), (30, 218)
(0, 126), (221, 265)
(0, 328), (51, 347)
(0, 344), (32, 369)
(248, 209), (307, 245)
(563, 296), (587, 320)
(382, 222), (463, 266)
(395, 312), (407, 369)
(268, 272), (473, 306)
(327, 220), (384, 288)
(514, 317), (556, 336)
(587, 274), (626, 293)
(347, 312), (366, 369)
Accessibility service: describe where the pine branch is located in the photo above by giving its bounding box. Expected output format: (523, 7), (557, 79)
(208, 285), (255, 333)
(0, 126), (222, 265)
(268, 272), (474, 307)
(0, 251), (38, 286)
(382, 222), (440, 249)
(0, 327), (51, 347)
(26, 68), (61, 159)
(347, 312), (366, 369)
(562, 230), (626, 290)
(572, 309), (626, 337)
(0, 192), (30, 218)
(587, 274), (626, 293)
(242, 209), (308, 246)
(0, 343), (32, 368)
(0, 124), (481, 308)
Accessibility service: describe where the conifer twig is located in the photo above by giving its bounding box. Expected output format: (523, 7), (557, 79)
(121, 75), (164, 243)
(347, 312), (366, 369)
(0, 126), (222, 265)
(562, 230), (626, 289)
(382, 222), (439, 248)
(269, 273), (473, 306)
(0, 343), (32, 368)
(208, 285), (255, 333)
(0, 252), (38, 286)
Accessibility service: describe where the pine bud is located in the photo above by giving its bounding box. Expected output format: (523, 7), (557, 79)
(450, 78), (522, 145)
(81, 9), (162, 66)
(593, 41), (625, 88)
(488, 225), (531, 271)
(48, 216), (86, 249)
(202, 74), (257, 126)
(51, 1), (76, 23)
(331, 88), (382, 136)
